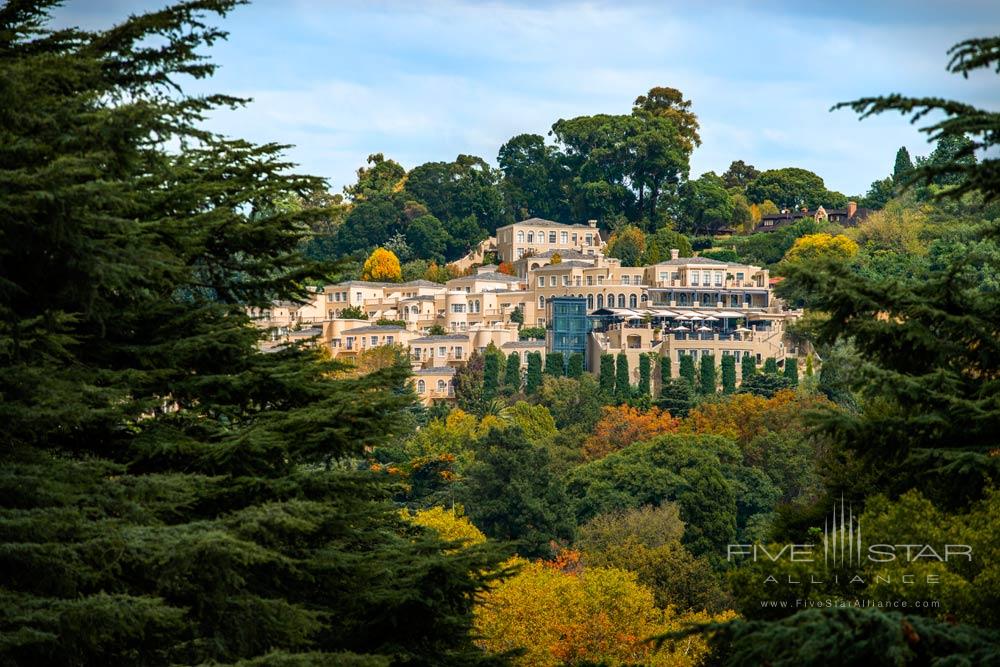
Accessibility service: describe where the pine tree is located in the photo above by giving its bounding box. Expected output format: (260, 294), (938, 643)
(721, 355), (737, 394)
(503, 351), (522, 392)
(545, 351), (565, 377)
(660, 355), (672, 384)
(658, 378), (693, 417)
(784, 358), (799, 386)
(615, 353), (631, 403)
(0, 4), (503, 664)
(763, 357), (779, 374)
(698, 355), (717, 394)
(599, 354), (616, 396)
(892, 146), (914, 185)
(567, 352), (585, 378)
(525, 352), (543, 394)
(638, 354), (652, 397)
(679, 354), (697, 389)
(741, 354), (757, 382)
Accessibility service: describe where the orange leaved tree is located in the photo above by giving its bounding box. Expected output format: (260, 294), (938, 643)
(361, 247), (402, 281)
(583, 405), (680, 460)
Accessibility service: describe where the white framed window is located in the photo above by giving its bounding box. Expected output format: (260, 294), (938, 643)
(527, 232), (534, 243)
(538, 296), (545, 309)
(437, 380), (447, 391)
(549, 276), (556, 287)
(438, 346), (447, 357)
(548, 232), (556, 243)
(562, 276), (569, 286)
(586, 276), (593, 286)
(538, 277), (545, 287)
(370, 336), (378, 346)
(690, 271), (699, 286)
(417, 380), (425, 393)
(560, 231), (568, 243)
(622, 275), (630, 285)
(517, 231), (525, 242)
(585, 234), (593, 245)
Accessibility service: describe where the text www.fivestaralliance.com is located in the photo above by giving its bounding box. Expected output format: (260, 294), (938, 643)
(761, 599), (941, 609)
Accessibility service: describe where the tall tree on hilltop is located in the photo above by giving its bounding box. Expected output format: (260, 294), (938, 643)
(632, 85), (702, 151)
(892, 146), (914, 184)
(0, 3), (505, 664)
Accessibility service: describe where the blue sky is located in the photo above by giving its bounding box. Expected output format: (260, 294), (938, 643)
(55, 0), (1000, 197)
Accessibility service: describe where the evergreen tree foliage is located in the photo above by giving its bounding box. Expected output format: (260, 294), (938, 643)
(783, 358), (799, 386)
(566, 352), (585, 378)
(525, 352), (543, 394)
(721, 355), (737, 394)
(599, 354), (615, 396)
(544, 351), (564, 377)
(893, 146), (914, 184)
(741, 354), (756, 381)
(658, 378), (693, 418)
(738, 373), (794, 398)
(763, 357), (779, 374)
(698, 355), (717, 395)
(638, 353), (652, 397)
(461, 427), (575, 559)
(482, 347), (502, 401)
(660, 355), (671, 384)
(0, 4), (504, 664)
(614, 353), (631, 403)
(503, 352), (522, 392)
(679, 355), (697, 389)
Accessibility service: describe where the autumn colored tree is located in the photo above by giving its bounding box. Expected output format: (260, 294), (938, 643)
(406, 507), (487, 548)
(497, 261), (515, 275)
(606, 225), (647, 266)
(474, 559), (726, 667)
(721, 354), (737, 394)
(361, 246), (402, 281)
(583, 405), (680, 460)
(567, 352), (585, 378)
(783, 233), (859, 265)
(550, 252), (562, 264)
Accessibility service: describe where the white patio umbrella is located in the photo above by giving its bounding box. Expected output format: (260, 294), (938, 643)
(703, 315), (719, 322)
(696, 325), (713, 332)
(734, 326), (752, 333)
(670, 325), (690, 332)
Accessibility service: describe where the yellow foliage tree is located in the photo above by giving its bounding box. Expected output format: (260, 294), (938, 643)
(783, 233), (859, 265)
(475, 558), (730, 666)
(550, 252), (562, 265)
(406, 506), (486, 548)
(361, 247), (402, 282)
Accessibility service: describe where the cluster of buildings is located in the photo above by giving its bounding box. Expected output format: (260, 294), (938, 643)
(754, 201), (870, 233)
(254, 217), (803, 404)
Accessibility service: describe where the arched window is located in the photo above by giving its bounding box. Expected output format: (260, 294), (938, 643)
(538, 296), (545, 309)
(587, 294), (594, 309)
(607, 293), (615, 308)
(437, 380), (447, 391)
(527, 232), (534, 243)
(517, 231), (525, 242)
(597, 294), (604, 308)
(417, 380), (425, 393)
(640, 293), (648, 302)
(618, 294), (626, 308)
(629, 294), (637, 308)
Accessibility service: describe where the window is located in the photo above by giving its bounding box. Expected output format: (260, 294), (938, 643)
(437, 380), (447, 392)
(413, 348), (421, 360)
(585, 234), (593, 245)
(597, 294), (604, 308)
(715, 272), (723, 286)
(355, 292), (362, 300)
(586, 276), (593, 286)
(659, 272), (668, 281)
(438, 346), (447, 357)
(453, 304), (467, 313)
(517, 248), (525, 259)
(386, 336), (394, 345)
(538, 276), (545, 287)
(690, 271), (699, 286)
(327, 293), (334, 302)
(597, 276), (605, 285)
(370, 336), (378, 346)
(346, 337), (354, 350)
(417, 380), (425, 393)
(517, 231), (524, 242)
(574, 276), (581, 286)
(327, 309), (334, 318)
(607, 293), (615, 307)
(618, 294), (626, 308)
(629, 294), (637, 308)
(549, 276), (556, 287)
(560, 231), (568, 243)
(527, 232), (534, 243)
(454, 347), (463, 359)
(548, 232), (556, 243)
(572, 233), (578, 244)
(538, 296), (545, 309)
(736, 272), (744, 282)
(562, 276), (569, 286)
(587, 294), (594, 309)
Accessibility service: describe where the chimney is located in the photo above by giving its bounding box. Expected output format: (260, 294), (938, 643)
(847, 201), (857, 218)
(670, 248), (679, 260)
(587, 219), (597, 228)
